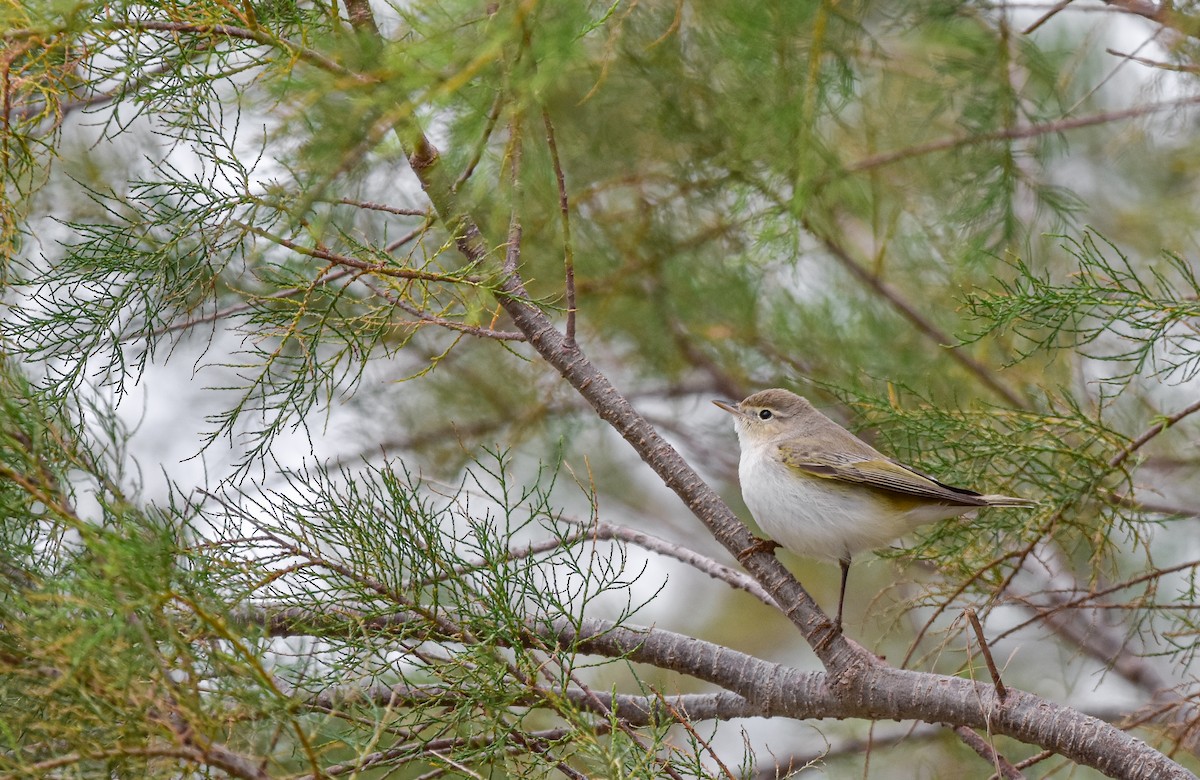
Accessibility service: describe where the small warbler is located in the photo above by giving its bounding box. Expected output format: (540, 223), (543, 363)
(714, 388), (1036, 632)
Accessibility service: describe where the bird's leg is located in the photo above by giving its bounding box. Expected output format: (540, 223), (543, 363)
(736, 536), (780, 563)
(833, 557), (851, 635)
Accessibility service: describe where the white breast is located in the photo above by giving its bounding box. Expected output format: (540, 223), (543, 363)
(737, 443), (962, 562)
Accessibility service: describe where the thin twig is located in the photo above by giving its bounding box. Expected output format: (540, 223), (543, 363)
(1110, 398), (1200, 469)
(814, 227), (1027, 409)
(1106, 49), (1200, 74)
(334, 198), (428, 216)
(996, 557), (1200, 642)
(357, 276), (525, 341)
(1022, 0), (1075, 33)
(843, 95), (1200, 174)
(753, 723), (942, 779)
(455, 91), (505, 191)
(954, 726), (1025, 779)
(1001, 749), (1055, 777)
(384, 217), (434, 253)
(110, 20), (370, 81)
(568, 519), (777, 607)
(1103, 490), (1200, 519)
(542, 109), (578, 350)
(131, 266), (355, 342)
(235, 222), (472, 284)
(965, 608), (1007, 701)
(901, 547), (1025, 668)
(656, 692), (738, 780)
(1102, 0), (1200, 36)
(425, 750), (486, 780)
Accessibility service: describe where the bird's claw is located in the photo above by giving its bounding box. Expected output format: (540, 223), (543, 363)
(736, 536), (780, 564)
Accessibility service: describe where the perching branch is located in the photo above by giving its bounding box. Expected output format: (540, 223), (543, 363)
(233, 602), (1194, 779)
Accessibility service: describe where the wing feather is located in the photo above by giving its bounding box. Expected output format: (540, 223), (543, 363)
(777, 445), (988, 506)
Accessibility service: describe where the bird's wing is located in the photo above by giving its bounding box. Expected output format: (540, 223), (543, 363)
(777, 444), (988, 506)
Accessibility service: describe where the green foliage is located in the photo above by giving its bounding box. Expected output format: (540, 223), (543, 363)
(1, 430), (693, 777)
(966, 232), (1200, 387)
(831, 384), (1132, 585)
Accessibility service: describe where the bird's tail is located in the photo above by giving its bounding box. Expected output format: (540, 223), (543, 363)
(980, 494), (1038, 508)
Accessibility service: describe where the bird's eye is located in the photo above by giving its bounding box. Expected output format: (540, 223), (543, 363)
(758, 409), (773, 420)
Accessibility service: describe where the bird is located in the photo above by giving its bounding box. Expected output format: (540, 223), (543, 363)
(714, 388), (1036, 632)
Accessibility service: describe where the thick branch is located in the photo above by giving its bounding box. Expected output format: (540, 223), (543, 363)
(238, 603), (1194, 779)
(292, 679), (757, 725)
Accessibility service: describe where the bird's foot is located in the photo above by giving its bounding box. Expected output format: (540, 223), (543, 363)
(736, 536), (780, 564)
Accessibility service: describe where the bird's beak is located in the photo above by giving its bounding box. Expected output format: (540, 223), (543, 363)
(712, 399), (741, 416)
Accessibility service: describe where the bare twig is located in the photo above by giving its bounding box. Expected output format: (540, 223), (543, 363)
(574, 520), (777, 607)
(998, 749), (1056, 778)
(814, 227), (1027, 409)
(843, 95), (1200, 174)
(753, 723), (942, 779)
(1022, 0), (1075, 34)
(455, 91), (505, 192)
(998, 554), (1200, 647)
(542, 109), (578, 350)
(384, 217), (434, 253)
(1106, 49), (1200, 74)
(954, 726), (1025, 779)
(1110, 398), (1200, 469)
(656, 692), (738, 780)
(1104, 491), (1200, 519)
(334, 198), (428, 216)
(965, 608), (1008, 700)
(997, 544), (1200, 755)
